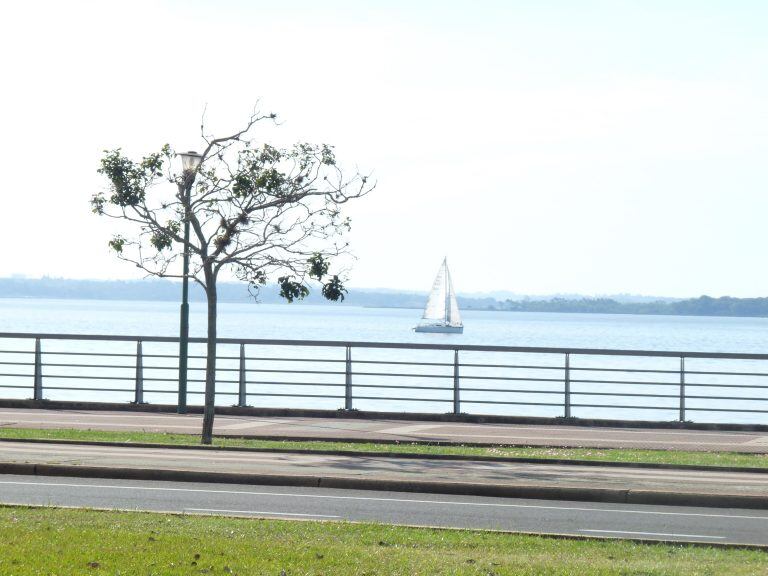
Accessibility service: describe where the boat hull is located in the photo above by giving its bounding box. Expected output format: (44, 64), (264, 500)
(414, 324), (464, 334)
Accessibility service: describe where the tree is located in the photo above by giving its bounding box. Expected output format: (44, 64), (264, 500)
(93, 111), (373, 443)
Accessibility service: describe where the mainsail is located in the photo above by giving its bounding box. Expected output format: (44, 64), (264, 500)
(416, 258), (463, 332)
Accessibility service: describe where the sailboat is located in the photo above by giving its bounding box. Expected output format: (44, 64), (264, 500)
(414, 258), (464, 333)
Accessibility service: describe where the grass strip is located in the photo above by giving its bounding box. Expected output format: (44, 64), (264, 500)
(1, 427), (767, 469)
(1, 506), (766, 575)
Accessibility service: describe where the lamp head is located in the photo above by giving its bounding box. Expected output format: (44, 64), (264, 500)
(179, 150), (203, 173)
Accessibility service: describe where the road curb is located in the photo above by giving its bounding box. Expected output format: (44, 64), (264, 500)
(1, 461), (767, 510)
(2, 437), (767, 474)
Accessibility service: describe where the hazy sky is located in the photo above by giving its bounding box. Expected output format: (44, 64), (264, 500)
(1, 1), (767, 297)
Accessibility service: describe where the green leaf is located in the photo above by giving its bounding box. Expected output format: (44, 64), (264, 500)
(278, 277), (309, 303)
(322, 275), (347, 302)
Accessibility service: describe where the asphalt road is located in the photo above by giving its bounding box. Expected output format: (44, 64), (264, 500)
(2, 407), (767, 451)
(1, 474), (767, 546)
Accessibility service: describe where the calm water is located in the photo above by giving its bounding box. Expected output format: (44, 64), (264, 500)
(1, 298), (767, 424)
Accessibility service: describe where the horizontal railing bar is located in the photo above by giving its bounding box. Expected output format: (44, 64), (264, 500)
(149, 359), (341, 366)
(348, 395), (453, 402)
(45, 386), (243, 396)
(245, 392), (345, 399)
(353, 359), (454, 367)
(0, 350), (34, 355)
(141, 365), (179, 371)
(686, 395), (768, 402)
(36, 375), (136, 381)
(459, 363), (563, 370)
(40, 351), (137, 358)
(571, 379), (679, 386)
(40, 351), (237, 361)
(36, 351), (345, 365)
(181, 367), (240, 373)
(43, 386), (135, 392)
(686, 407), (768, 414)
(685, 407), (768, 413)
(168, 391), (234, 396)
(143, 377), (239, 384)
(685, 382), (768, 389)
(686, 370), (768, 377)
(40, 363), (134, 370)
(459, 375), (565, 383)
(571, 380), (768, 390)
(184, 391), (238, 396)
(245, 368), (346, 376)
(353, 371), (452, 379)
(350, 383), (452, 391)
(0, 361), (34, 366)
(37, 375), (238, 385)
(0, 384), (32, 389)
(461, 387), (562, 394)
(5, 331), (768, 359)
(569, 366), (680, 374)
(144, 367), (239, 373)
(246, 357), (345, 363)
(151, 390), (232, 395)
(0, 373), (33, 378)
(457, 399), (564, 406)
(246, 382), (345, 388)
(245, 380), (345, 387)
(571, 403), (677, 410)
(573, 379), (768, 389)
(572, 391), (679, 398)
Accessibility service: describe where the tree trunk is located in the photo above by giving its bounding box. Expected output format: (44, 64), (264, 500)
(201, 277), (217, 444)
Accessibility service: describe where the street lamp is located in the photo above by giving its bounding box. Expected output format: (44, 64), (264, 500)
(177, 150), (203, 414)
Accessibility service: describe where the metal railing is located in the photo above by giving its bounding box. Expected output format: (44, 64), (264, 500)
(1, 331), (768, 423)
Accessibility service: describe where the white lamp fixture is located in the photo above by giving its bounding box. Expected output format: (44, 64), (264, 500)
(180, 150), (203, 173)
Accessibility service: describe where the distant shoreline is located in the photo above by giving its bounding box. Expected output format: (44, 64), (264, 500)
(1, 278), (768, 320)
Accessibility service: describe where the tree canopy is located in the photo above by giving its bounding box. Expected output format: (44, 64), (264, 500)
(93, 112), (372, 300)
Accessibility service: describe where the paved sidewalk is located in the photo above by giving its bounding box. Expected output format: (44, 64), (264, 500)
(1, 440), (767, 508)
(1, 408), (767, 452)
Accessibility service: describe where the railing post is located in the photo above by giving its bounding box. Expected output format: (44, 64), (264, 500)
(564, 353), (571, 418)
(344, 345), (353, 410)
(134, 340), (144, 404)
(453, 349), (460, 415)
(33, 338), (43, 401)
(679, 355), (685, 422)
(238, 343), (247, 407)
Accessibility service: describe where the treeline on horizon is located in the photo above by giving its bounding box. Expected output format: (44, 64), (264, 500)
(496, 296), (768, 317)
(1, 277), (768, 318)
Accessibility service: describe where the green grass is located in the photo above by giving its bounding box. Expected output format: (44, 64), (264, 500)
(0, 506), (765, 575)
(1, 426), (767, 469)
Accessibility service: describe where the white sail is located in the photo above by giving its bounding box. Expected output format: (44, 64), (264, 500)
(416, 259), (463, 333)
(445, 266), (462, 326)
(422, 263), (448, 321)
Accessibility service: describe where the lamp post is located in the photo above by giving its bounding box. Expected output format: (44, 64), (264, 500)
(177, 150), (203, 414)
